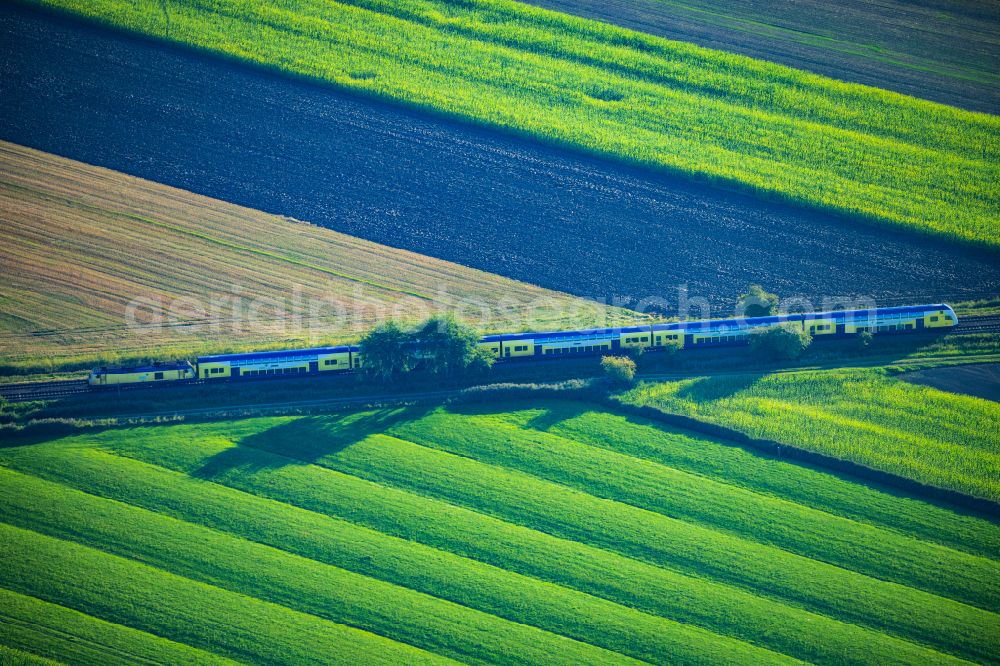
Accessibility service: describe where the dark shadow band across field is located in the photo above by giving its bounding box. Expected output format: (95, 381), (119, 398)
(2, 4), (998, 312)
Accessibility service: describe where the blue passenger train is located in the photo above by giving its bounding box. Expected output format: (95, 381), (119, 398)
(88, 304), (956, 386)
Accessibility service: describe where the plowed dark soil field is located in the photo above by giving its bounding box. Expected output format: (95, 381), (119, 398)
(2, 6), (998, 314)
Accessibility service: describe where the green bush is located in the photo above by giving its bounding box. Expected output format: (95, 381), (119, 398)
(601, 356), (637, 385)
(750, 324), (813, 359)
(737, 285), (780, 318)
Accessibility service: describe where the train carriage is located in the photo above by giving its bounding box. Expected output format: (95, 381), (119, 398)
(619, 325), (653, 351)
(88, 361), (195, 386)
(486, 327), (622, 359)
(196, 346), (360, 380)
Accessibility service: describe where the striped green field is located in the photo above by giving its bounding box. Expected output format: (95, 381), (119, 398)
(28, 0), (1000, 246)
(620, 366), (1000, 500)
(0, 401), (997, 664)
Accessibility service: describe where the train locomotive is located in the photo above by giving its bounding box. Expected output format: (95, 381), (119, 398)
(88, 304), (957, 386)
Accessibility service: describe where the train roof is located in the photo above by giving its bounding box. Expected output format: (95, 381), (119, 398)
(481, 324), (651, 343)
(92, 361), (194, 375)
(197, 346), (357, 363)
(486, 304), (953, 341)
(654, 304), (952, 331)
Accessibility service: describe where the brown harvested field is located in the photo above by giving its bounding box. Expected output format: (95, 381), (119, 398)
(0, 142), (636, 372)
(901, 363), (1000, 403)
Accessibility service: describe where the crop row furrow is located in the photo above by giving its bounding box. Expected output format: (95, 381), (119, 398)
(197, 421), (998, 662)
(0, 436), (968, 665)
(486, 404), (1000, 559)
(0, 586), (236, 666)
(0, 522), (454, 665)
(0, 467), (666, 666)
(53, 418), (999, 663)
(388, 410), (1000, 610)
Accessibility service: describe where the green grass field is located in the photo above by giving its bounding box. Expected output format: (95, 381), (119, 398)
(0, 142), (635, 375)
(522, 0), (1000, 112)
(0, 400), (997, 664)
(621, 366), (1000, 500)
(29, 0), (1000, 246)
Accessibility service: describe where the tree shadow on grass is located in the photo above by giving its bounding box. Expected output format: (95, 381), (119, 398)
(193, 404), (434, 479)
(523, 402), (594, 432)
(674, 373), (764, 404)
(445, 398), (594, 432)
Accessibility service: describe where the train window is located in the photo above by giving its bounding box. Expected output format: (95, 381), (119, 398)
(154, 372), (164, 380)
(930, 316), (939, 322)
(325, 359), (337, 366)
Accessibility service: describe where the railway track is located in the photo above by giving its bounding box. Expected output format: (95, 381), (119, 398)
(953, 315), (1000, 335)
(2, 314), (997, 404)
(0, 379), (90, 402)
